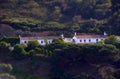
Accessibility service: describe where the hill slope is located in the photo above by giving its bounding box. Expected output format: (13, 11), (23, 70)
(0, 0), (120, 35)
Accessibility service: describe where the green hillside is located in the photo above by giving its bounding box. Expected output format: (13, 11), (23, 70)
(1, 37), (120, 79)
(0, 0), (120, 35)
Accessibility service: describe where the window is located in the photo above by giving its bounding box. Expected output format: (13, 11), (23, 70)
(84, 40), (86, 43)
(96, 39), (98, 42)
(73, 39), (75, 42)
(89, 39), (91, 42)
(41, 41), (44, 43)
(80, 40), (82, 42)
(48, 41), (51, 44)
(24, 41), (27, 43)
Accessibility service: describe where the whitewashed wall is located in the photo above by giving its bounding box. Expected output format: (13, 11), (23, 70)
(64, 38), (73, 43)
(20, 40), (28, 44)
(20, 37), (106, 45)
(73, 37), (105, 44)
(20, 39), (53, 45)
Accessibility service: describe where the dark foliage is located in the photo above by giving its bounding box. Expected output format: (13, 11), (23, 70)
(0, 0), (119, 35)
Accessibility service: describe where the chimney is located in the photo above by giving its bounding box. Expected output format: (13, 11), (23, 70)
(104, 31), (107, 36)
(19, 35), (21, 38)
(61, 34), (64, 39)
(74, 32), (77, 36)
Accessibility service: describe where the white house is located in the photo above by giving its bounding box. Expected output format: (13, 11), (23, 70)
(19, 32), (108, 45)
(19, 36), (61, 45)
(63, 38), (73, 43)
(72, 32), (107, 44)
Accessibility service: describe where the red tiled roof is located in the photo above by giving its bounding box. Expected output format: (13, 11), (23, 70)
(75, 34), (107, 39)
(20, 36), (60, 40)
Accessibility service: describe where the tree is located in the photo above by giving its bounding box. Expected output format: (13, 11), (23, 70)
(52, 38), (65, 44)
(104, 35), (120, 49)
(0, 42), (11, 59)
(0, 63), (16, 79)
(27, 40), (39, 50)
(0, 63), (13, 73)
(29, 47), (52, 57)
(0, 37), (19, 46)
(12, 44), (27, 59)
(83, 44), (120, 63)
(104, 35), (120, 45)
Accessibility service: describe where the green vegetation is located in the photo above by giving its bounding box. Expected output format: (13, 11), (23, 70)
(105, 35), (120, 49)
(0, 36), (120, 79)
(12, 44), (27, 60)
(27, 40), (40, 50)
(0, 0), (120, 79)
(52, 38), (65, 44)
(0, 0), (119, 35)
(0, 63), (16, 79)
(0, 37), (19, 46)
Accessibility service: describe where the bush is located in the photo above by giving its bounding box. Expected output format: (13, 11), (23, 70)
(0, 73), (16, 79)
(12, 44), (27, 59)
(0, 63), (16, 79)
(0, 37), (19, 46)
(104, 35), (120, 44)
(27, 40), (39, 50)
(0, 42), (11, 59)
(0, 64), (13, 73)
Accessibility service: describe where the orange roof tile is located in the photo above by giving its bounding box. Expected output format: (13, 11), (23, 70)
(20, 36), (60, 40)
(75, 34), (106, 39)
